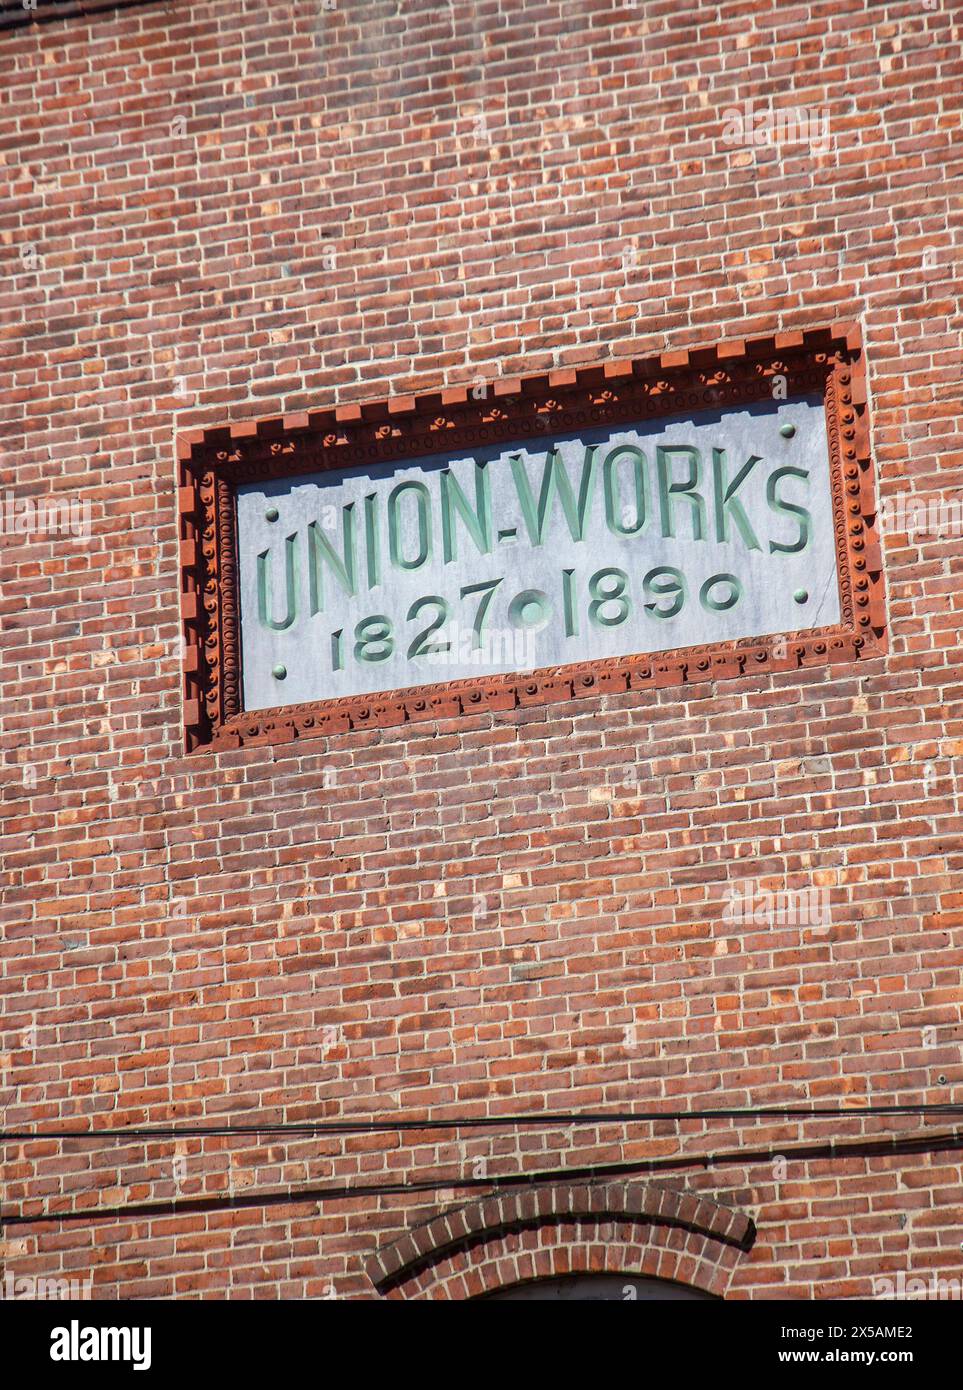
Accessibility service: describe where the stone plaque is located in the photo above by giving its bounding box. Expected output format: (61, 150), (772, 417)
(177, 325), (885, 750)
(236, 398), (838, 711)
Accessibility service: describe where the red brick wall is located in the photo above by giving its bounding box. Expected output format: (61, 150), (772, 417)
(1, 0), (962, 1299)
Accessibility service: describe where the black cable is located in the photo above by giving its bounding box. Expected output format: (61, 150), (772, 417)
(3, 1101), (962, 1143)
(4, 1126), (963, 1228)
(0, 0), (169, 33)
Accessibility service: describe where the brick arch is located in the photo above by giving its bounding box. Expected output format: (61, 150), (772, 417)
(364, 1182), (755, 1300)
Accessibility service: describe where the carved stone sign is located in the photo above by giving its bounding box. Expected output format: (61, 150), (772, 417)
(236, 398), (838, 712)
(176, 324), (885, 750)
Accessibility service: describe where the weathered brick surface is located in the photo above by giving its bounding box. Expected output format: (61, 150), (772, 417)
(1, 0), (962, 1299)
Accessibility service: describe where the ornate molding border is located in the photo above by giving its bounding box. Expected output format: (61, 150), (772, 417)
(177, 322), (884, 751)
(363, 1181), (755, 1299)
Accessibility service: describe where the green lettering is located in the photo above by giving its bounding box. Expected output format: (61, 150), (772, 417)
(441, 462), (492, 562)
(603, 445), (648, 536)
(257, 533), (299, 631)
(388, 480), (432, 571)
(309, 505), (356, 614)
(656, 445), (705, 540)
(510, 445), (599, 546)
(767, 465), (811, 553)
(364, 492), (380, 589)
(712, 449), (761, 550)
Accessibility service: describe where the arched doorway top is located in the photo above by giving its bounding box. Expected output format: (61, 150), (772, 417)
(364, 1180), (755, 1300)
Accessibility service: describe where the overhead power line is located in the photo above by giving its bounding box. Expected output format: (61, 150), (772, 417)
(3, 1102), (962, 1144)
(4, 1126), (963, 1228)
(0, 0), (164, 33)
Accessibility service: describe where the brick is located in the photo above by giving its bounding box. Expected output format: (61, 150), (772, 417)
(1, 0), (959, 1307)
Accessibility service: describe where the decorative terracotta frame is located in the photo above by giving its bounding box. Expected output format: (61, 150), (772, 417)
(177, 322), (885, 752)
